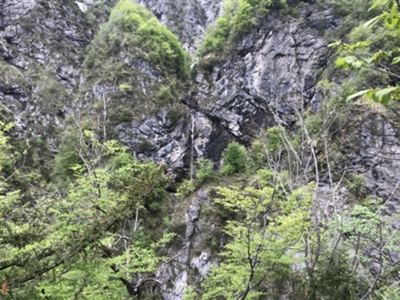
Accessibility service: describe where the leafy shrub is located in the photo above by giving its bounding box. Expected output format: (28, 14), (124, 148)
(147, 200), (162, 212)
(177, 179), (195, 196)
(346, 173), (366, 199)
(84, 0), (189, 80)
(195, 158), (214, 183)
(220, 142), (248, 175)
(137, 17), (189, 79)
(156, 82), (179, 105)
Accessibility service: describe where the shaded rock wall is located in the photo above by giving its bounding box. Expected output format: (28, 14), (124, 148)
(342, 104), (400, 214)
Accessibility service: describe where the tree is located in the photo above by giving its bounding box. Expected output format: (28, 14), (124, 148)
(0, 122), (173, 299)
(195, 158), (214, 184)
(201, 183), (314, 299)
(332, 202), (400, 300)
(221, 142), (248, 175)
(330, 0), (400, 104)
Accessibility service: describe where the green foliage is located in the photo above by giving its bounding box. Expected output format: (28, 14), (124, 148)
(197, 0), (287, 61)
(0, 122), (14, 173)
(264, 125), (290, 153)
(220, 142), (248, 175)
(136, 17), (189, 79)
(177, 179), (195, 196)
(346, 173), (366, 199)
(82, 0), (190, 124)
(195, 158), (215, 184)
(202, 183), (314, 299)
(147, 200), (162, 212)
(329, 201), (400, 298)
(251, 125), (298, 170)
(330, 0), (400, 104)
(156, 81), (181, 106)
(52, 131), (82, 190)
(0, 126), (172, 299)
(330, 0), (376, 39)
(85, 0), (189, 80)
(312, 248), (359, 300)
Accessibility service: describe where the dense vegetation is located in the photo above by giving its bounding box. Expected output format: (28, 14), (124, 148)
(330, 0), (400, 104)
(85, 0), (189, 80)
(0, 121), (174, 299)
(82, 0), (190, 123)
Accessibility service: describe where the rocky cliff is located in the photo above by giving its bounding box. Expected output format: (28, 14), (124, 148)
(2, 0), (400, 299)
(0, 0), (330, 175)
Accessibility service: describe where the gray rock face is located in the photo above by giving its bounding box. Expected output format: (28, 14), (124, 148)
(188, 13), (327, 154)
(117, 111), (190, 177)
(157, 189), (218, 300)
(0, 0), (93, 139)
(0, 0), (329, 175)
(342, 105), (400, 212)
(0, 0), (37, 29)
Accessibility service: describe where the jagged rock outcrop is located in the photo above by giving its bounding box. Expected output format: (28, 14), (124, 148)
(187, 12), (328, 157)
(117, 111), (190, 176)
(0, 0), (333, 175)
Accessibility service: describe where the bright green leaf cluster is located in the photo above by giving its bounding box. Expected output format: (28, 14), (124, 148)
(85, 0), (189, 80)
(202, 183), (314, 299)
(0, 133), (170, 299)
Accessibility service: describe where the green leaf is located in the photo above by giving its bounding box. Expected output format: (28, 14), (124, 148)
(366, 89), (376, 100)
(372, 51), (382, 62)
(346, 90), (369, 102)
(391, 3), (398, 17)
(352, 60), (363, 69)
(335, 57), (347, 67)
(328, 40), (342, 48)
(344, 56), (357, 64)
(392, 56), (400, 64)
(368, 0), (384, 11)
(373, 87), (398, 104)
(363, 15), (382, 28)
(357, 41), (371, 49)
